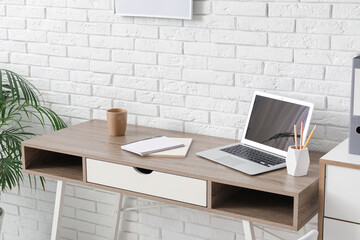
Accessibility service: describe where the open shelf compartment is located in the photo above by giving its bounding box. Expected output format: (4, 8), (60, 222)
(211, 182), (294, 227)
(23, 146), (83, 182)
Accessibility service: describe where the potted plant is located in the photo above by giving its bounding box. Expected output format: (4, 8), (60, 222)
(0, 69), (66, 231)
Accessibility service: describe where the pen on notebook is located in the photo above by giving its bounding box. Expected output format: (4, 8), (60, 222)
(303, 125), (317, 149)
(300, 121), (304, 149)
(294, 125), (298, 149)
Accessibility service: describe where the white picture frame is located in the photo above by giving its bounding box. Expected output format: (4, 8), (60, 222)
(114, 0), (193, 20)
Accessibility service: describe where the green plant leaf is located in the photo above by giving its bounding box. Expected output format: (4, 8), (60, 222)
(0, 70), (3, 104)
(1, 69), (41, 106)
(0, 68), (67, 193)
(35, 106), (67, 131)
(0, 157), (23, 192)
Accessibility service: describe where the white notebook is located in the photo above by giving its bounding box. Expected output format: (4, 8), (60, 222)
(121, 136), (184, 156)
(148, 138), (192, 158)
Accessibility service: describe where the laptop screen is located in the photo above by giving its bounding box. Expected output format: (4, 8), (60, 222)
(244, 95), (311, 152)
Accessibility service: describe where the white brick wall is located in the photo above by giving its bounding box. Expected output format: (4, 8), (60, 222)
(0, 0), (354, 239)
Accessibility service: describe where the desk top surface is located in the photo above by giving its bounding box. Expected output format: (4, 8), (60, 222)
(321, 139), (360, 169)
(24, 120), (324, 196)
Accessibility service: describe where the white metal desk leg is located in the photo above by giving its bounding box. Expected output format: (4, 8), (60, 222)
(111, 193), (123, 240)
(243, 220), (256, 240)
(51, 180), (65, 240)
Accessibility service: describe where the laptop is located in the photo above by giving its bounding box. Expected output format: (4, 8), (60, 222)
(196, 92), (314, 175)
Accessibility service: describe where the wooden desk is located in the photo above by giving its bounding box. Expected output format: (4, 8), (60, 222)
(22, 120), (323, 240)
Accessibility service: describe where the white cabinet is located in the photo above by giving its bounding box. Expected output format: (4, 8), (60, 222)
(86, 158), (207, 207)
(319, 139), (360, 240)
(325, 165), (360, 224)
(323, 218), (360, 240)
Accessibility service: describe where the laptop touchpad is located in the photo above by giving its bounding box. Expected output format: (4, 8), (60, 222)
(217, 156), (245, 166)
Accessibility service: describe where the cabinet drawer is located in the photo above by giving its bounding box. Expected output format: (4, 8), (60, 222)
(324, 218), (360, 240)
(325, 165), (360, 223)
(86, 158), (207, 207)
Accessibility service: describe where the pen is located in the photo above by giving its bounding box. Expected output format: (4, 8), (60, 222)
(303, 125), (317, 149)
(300, 121), (304, 149)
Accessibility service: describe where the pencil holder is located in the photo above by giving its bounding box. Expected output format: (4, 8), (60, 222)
(286, 146), (310, 177)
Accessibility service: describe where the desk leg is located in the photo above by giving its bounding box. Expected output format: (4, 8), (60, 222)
(243, 220), (256, 240)
(51, 180), (65, 240)
(111, 193), (123, 240)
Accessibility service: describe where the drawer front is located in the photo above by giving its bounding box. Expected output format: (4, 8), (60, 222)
(86, 158), (207, 207)
(324, 218), (360, 240)
(325, 165), (360, 223)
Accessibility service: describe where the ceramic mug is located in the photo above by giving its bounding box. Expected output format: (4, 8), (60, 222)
(285, 145), (310, 177)
(107, 108), (127, 136)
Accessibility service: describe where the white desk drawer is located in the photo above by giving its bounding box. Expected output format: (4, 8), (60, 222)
(325, 165), (360, 223)
(324, 218), (360, 240)
(86, 158), (207, 207)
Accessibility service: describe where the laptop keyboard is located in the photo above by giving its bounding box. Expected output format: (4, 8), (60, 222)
(220, 144), (285, 167)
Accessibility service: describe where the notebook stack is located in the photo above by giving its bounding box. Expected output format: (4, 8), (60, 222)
(121, 136), (192, 158)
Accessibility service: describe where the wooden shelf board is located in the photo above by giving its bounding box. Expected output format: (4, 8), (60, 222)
(213, 189), (294, 227)
(25, 151), (83, 182)
(25, 163), (83, 182)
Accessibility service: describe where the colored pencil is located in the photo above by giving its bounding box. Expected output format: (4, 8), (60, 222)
(300, 121), (304, 149)
(303, 125), (317, 149)
(294, 125), (298, 149)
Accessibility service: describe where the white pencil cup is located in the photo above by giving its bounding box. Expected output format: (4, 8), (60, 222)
(285, 146), (310, 177)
